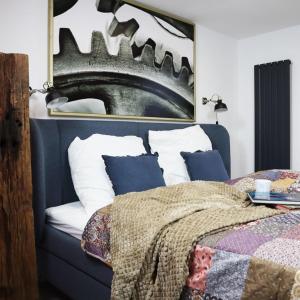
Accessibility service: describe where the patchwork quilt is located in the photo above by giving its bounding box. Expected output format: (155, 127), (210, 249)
(81, 170), (300, 299)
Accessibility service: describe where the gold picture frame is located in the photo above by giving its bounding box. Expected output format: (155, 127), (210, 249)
(48, 0), (196, 122)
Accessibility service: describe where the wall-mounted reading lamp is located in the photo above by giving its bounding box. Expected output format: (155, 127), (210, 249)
(202, 94), (228, 124)
(29, 82), (68, 109)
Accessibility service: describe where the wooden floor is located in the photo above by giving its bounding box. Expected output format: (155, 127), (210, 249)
(39, 282), (69, 300)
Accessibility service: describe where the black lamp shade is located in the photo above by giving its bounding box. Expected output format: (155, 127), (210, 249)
(45, 88), (68, 109)
(214, 100), (228, 112)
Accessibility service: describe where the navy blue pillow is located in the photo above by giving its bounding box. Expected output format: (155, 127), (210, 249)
(181, 150), (229, 182)
(102, 154), (166, 195)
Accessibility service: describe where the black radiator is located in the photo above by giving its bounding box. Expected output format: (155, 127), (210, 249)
(254, 59), (291, 171)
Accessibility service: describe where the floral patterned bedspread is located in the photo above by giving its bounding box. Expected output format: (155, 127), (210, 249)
(81, 170), (300, 299)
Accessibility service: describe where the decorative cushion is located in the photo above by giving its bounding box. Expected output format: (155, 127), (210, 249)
(102, 154), (165, 195)
(68, 134), (146, 215)
(148, 125), (212, 186)
(181, 150), (229, 181)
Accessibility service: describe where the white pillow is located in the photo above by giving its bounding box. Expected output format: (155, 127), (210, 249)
(148, 125), (212, 185)
(68, 134), (146, 215)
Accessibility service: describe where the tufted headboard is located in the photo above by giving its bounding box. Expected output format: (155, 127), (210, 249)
(30, 119), (230, 241)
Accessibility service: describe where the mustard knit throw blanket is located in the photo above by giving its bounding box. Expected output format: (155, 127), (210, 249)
(110, 181), (280, 300)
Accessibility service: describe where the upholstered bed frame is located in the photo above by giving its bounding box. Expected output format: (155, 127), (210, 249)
(30, 119), (230, 300)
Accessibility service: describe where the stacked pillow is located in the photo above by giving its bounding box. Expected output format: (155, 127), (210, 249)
(68, 133), (146, 215)
(148, 125), (212, 185)
(68, 125), (228, 214)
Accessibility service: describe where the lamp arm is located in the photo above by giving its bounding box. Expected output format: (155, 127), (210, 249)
(202, 93), (223, 105)
(29, 87), (47, 96)
(29, 82), (53, 96)
(210, 93), (222, 103)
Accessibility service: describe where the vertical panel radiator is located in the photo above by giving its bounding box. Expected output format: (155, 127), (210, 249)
(254, 60), (291, 171)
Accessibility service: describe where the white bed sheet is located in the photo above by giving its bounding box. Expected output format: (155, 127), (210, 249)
(45, 201), (93, 240)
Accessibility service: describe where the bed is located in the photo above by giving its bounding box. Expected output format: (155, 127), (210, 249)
(31, 119), (300, 300)
(30, 118), (230, 300)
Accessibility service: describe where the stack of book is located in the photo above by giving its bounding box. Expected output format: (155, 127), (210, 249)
(248, 192), (300, 210)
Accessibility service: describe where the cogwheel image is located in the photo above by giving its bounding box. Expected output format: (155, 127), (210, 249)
(53, 27), (194, 119)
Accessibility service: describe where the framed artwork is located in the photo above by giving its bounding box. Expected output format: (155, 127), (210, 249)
(48, 0), (195, 121)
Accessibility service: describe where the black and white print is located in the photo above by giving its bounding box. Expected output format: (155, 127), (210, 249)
(50, 0), (195, 121)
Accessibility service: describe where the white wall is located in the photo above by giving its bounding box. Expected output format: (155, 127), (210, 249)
(0, 0), (49, 117)
(0, 0), (239, 176)
(196, 25), (239, 177)
(237, 25), (300, 175)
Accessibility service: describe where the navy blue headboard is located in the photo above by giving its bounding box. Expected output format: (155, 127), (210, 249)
(30, 119), (230, 241)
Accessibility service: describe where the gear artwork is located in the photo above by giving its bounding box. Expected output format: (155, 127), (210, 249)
(53, 1), (194, 119)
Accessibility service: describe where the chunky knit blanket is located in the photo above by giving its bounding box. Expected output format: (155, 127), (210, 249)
(110, 181), (280, 300)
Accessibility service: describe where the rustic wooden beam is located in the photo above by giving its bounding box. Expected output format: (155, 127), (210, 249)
(0, 53), (38, 300)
